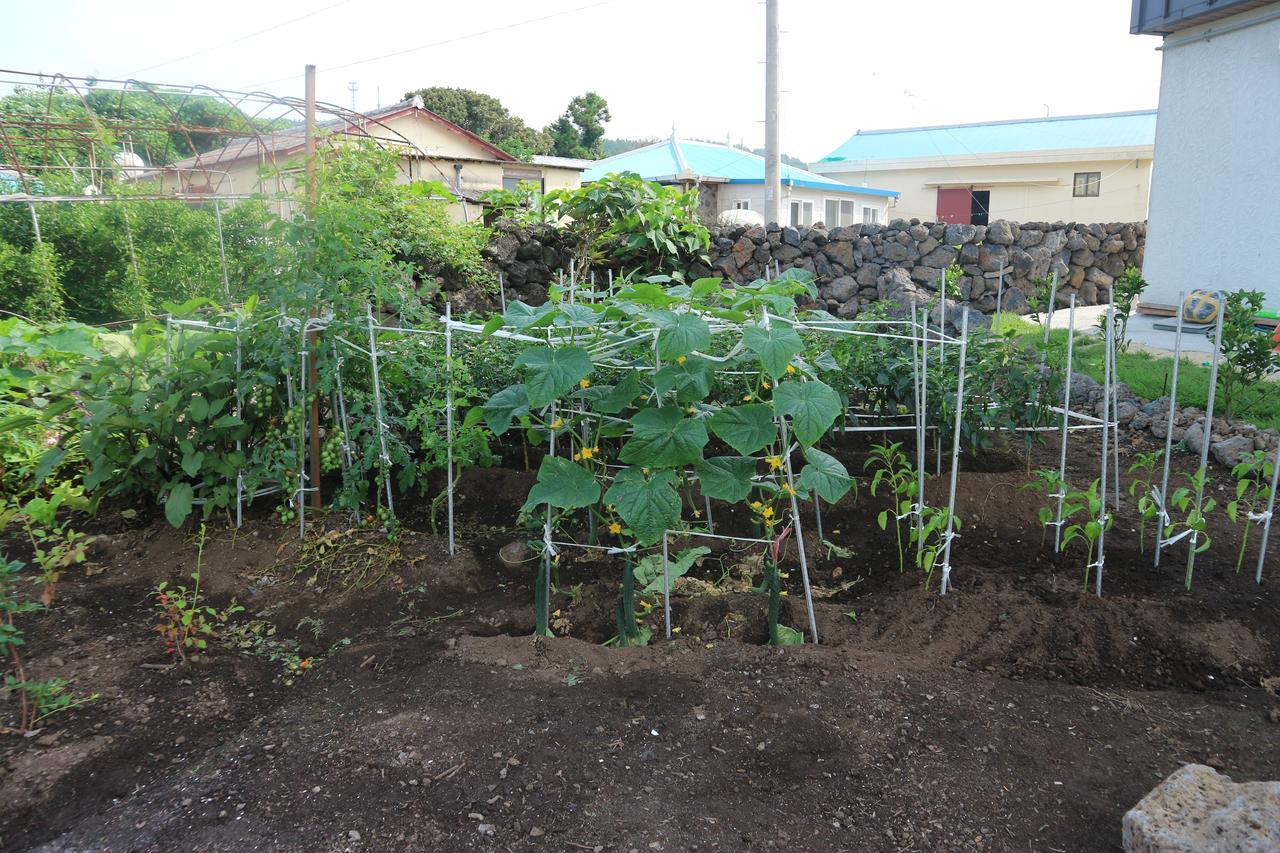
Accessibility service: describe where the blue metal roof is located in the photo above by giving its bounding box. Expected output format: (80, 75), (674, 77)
(582, 139), (899, 197)
(819, 110), (1157, 164)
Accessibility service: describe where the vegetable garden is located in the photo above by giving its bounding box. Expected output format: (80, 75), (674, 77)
(3, 82), (1280, 851)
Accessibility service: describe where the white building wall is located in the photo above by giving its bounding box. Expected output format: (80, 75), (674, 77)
(714, 184), (891, 227)
(1143, 5), (1280, 311)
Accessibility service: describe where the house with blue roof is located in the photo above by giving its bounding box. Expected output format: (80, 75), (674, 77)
(581, 137), (900, 228)
(808, 111), (1156, 227)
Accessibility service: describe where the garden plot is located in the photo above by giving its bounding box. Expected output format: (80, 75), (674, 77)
(1, 433), (1278, 851)
(4, 265), (1279, 849)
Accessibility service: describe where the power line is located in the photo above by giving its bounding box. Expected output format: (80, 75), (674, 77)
(129, 0), (355, 76)
(257, 0), (624, 86)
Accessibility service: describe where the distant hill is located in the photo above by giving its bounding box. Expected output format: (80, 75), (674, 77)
(601, 137), (808, 168)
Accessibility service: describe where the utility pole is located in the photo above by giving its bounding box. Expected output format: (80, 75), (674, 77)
(305, 64), (322, 509)
(764, 0), (781, 226)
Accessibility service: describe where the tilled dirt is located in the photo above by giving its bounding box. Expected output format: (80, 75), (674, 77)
(2, 433), (1279, 852)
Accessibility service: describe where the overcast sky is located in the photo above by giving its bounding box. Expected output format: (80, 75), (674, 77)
(4, 0), (1164, 163)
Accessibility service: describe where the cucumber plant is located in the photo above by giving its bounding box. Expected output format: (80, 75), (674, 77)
(487, 269), (852, 644)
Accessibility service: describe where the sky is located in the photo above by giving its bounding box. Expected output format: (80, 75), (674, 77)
(3, 0), (1164, 163)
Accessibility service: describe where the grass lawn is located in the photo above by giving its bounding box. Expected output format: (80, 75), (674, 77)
(989, 313), (1280, 431)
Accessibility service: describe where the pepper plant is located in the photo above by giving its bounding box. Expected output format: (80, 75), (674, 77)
(1060, 478), (1113, 588)
(866, 441), (916, 572)
(1127, 450), (1163, 554)
(1225, 450), (1274, 574)
(1165, 466), (1216, 589)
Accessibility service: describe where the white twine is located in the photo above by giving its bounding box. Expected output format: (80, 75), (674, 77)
(1161, 528), (1193, 548)
(895, 503), (922, 522)
(1247, 510), (1273, 524)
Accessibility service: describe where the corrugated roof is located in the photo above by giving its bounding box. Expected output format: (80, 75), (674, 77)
(819, 110), (1157, 163)
(166, 99), (516, 172)
(582, 138), (899, 197)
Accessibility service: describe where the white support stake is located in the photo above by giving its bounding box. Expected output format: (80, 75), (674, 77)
(1186, 295), (1225, 589)
(1053, 295), (1077, 552)
(1042, 270), (1059, 349)
(779, 416), (820, 644)
(939, 309), (969, 596)
(1154, 293), (1185, 568)
(1096, 304), (1115, 596)
(365, 303), (394, 516)
(994, 263), (1004, 329)
(234, 317), (244, 529)
(213, 199), (231, 301)
(662, 531), (672, 640)
(444, 301), (456, 556)
(917, 304), (929, 558)
(1255, 440), (1280, 584)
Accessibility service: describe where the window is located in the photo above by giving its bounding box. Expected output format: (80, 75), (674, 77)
(1073, 172), (1101, 197)
(502, 170), (544, 194)
(823, 199), (858, 226)
(969, 190), (990, 226)
(789, 199), (814, 227)
(862, 206), (879, 224)
(733, 199), (751, 210)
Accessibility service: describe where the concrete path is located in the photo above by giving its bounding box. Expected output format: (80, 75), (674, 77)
(1007, 304), (1218, 357)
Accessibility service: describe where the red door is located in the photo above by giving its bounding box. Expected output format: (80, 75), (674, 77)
(936, 188), (971, 225)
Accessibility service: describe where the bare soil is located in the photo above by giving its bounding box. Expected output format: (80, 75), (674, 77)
(3, 432), (1279, 852)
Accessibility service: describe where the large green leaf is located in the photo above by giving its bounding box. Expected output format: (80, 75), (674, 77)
(743, 324), (803, 378)
(709, 404), (777, 455)
(649, 310), (711, 359)
(654, 356), (713, 403)
(584, 373), (644, 415)
(164, 482), (193, 528)
(501, 301), (559, 330)
(633, 546), (711, 594)
(797, 447), (853, 502)
(188, 395), (210, 422)
(620, 407), (708, 468)
(520, 456), (601, 513)
(773, 380), (840, 446)
(604, 468), (681, 545)
(515, 346), (592, 409)
(483, 385), (530, 435)
(695, 456), (757, 503)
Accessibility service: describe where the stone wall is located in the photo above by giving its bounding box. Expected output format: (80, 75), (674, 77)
(479, 218), (1146, 317)
(480, 223), (576, 307)
(704, 219), (1145, 317)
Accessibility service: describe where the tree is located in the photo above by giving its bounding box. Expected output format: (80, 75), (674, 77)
(402, 87), (549, 159)
(545, 92), (611, 159)
(1211, 289), (1277, 422)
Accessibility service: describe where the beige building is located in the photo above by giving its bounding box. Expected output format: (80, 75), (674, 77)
(809, 111), (1155, 225)
(160, 97), (584, 222)
(581, 138), (899, 227)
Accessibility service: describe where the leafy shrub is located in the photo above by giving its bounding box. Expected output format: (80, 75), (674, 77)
(1211, 289), (1277, 422)
(0, 240), (66, 322)
(541, 172), (709, 276)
